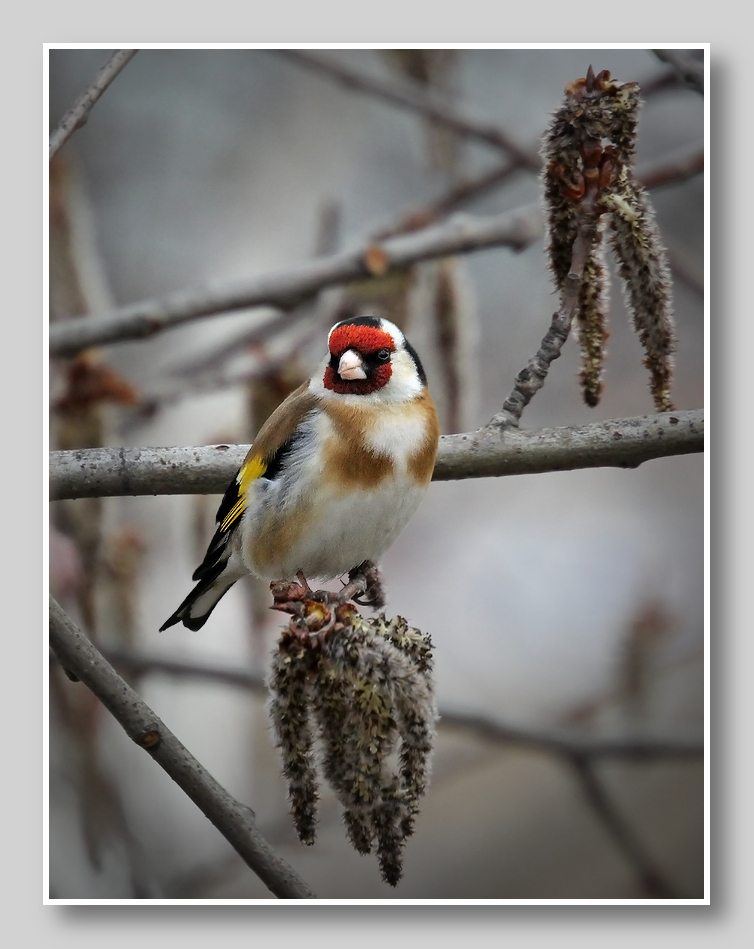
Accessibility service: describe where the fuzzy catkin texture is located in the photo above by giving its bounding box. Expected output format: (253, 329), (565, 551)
(267, 641), (319, 844)
(539, 69), (676, 411)
(576, 228), (611, 407)
(605, 182), (676, 412)
(543, 72), (642, 168)
(267, 613), (437, 887)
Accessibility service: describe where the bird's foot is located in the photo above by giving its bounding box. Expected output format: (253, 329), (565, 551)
(346, 560), (386, 610)
(269, 563), (385, 641)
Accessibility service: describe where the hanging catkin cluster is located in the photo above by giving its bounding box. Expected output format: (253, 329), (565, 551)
(540, 66), (676, 411)
(268, 601), (436, 888)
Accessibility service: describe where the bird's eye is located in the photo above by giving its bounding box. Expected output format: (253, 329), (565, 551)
(376, 348), (391, 362)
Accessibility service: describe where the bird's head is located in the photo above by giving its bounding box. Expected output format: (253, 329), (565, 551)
(319, 316), (427, 403)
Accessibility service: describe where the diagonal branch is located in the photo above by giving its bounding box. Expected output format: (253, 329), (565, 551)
(48, 204), (543, 358)
(48, 596), (317, 900)
(652, 50), (704, 95)
(275, 49), (541, 171)
(570, 755), (678, 897)
(47, 139), (701, 362)
(48, 410), (704, 501)
(636, 145), (704, 191)
(372, 142), (704, 242)
(49, 50), (139, 160)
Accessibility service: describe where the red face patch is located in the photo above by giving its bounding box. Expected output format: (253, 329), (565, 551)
(328, 324), (395, 357)
(323, 364), (392, 395)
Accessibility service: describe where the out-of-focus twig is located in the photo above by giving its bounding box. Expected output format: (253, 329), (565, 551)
(101, 646), (268, 692)
(570, 756), (678, 897)
(48, 409), (703, 501)
(48, 205), (544, 357)
(439, 710), (702, 760)
(49, 50), (138, 160)
(652, 50), (704, 94)
(274, 49), (540, 171)
(48, 596), (316, 900)
(96, 647), (702, 762)
(371, 159), (525, 240)
(637, 145), (704, 191)
(371, 140), (703, 247)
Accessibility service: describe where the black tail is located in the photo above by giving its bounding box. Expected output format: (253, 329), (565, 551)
(159, 561), (240, 631)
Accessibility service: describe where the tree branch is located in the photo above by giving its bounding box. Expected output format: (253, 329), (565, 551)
(372, 142), (703, 242)
(100, 645), (703, 762)
(274, 49), (540, 171)
(48, 596), (317, 900)
(636, 145), (704, 191)
(48, 205), (543, 358)
(652, 50), (704, 95)
(49, 50), (139, 160)
(48, 409), (703, 501)
(569, 756), (678, 897)
(439, 709), (702, 761)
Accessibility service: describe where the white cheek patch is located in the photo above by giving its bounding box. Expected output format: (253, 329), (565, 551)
(379, 350), (424, 402)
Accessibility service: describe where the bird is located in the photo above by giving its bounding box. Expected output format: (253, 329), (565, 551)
(160, 315), (440, 631)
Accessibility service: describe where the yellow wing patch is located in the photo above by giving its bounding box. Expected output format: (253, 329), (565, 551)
(219, 454), (267, 532)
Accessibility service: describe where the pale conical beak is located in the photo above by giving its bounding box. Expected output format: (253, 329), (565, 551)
(337, 349), (367, 380)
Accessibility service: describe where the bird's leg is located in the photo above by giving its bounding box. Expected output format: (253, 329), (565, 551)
(270, 562), (385, 614)
(348, 560), (386, 610)
(269, 572), (318, 605)
(295, 571), (318, 599)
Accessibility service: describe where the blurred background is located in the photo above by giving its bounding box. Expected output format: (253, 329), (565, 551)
(47, 47), (705, 900)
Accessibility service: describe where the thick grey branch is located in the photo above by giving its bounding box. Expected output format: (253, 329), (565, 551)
(49, 205), (543, 358)
(49, 410), (703, 501)
(49, 50), (139, 160)
(48, 596), (316, 900)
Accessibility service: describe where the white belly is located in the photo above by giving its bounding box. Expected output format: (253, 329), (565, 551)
(241, 475), (427, 581)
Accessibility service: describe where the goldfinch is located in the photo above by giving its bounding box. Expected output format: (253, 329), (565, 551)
(160, 316), (440, 631)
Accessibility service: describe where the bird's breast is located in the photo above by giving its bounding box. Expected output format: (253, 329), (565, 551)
(321, 395), (439, 493)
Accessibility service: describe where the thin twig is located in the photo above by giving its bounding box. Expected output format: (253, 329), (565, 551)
(439, 710), (702, 761)
(98, 648), (703, 762)
(99, 647), (268, 692)
(637, 145), (704, 191)
(652, 50), (705, 95)
(274, 49), (540, 171)
(370, 159), (524, 240)
(570, 756), (678, 897)
(497, 173), (606, 427)
(370, 141), (703, 246)
(49, 50), (139, 160)
(48, 409), (704, 501)
(48, 204), (544, 358)
(48, 596), (317, 900)
(47, 138), (701, 362)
